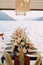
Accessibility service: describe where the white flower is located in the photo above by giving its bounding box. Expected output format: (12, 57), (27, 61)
(13, 42), (17, 46)
(18, 46), (22, 52)
(26, 38), (30, 43)
(17, 37), (21, 43)
(21, 42), (25, 46)
(11, 28), (35, 53)
(23, 47), (27, 53)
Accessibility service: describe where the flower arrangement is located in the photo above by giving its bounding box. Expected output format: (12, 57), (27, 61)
(11, 28), (36, 54)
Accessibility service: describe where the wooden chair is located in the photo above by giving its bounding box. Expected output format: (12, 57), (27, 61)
(35, 54), (42, 65)
(3, 51), (42, 65)
(14, 49), (30, 65)
(3, 51), (14, 65)
(14, 49), (25, 65)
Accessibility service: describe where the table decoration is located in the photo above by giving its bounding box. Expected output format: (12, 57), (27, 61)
(11, 28), (36, 54)
(8, 28), (37, 64)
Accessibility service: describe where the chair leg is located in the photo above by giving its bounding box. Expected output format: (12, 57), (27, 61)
(40, 61), (42, 65)
(1, 56), (5, 63)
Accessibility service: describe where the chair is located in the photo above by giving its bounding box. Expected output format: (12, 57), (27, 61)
(19, 49), (24, 65)
(35, 54), (42, 65)
(14, 49), (30, 65)
(14, 49), (25, 65)
(3, 51), (14, 65)
(3, 51), (41, 65)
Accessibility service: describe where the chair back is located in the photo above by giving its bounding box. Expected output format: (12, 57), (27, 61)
(19, 49), (24, 65)
(35, 54), (42, 65)
(4, 51), (14, 65)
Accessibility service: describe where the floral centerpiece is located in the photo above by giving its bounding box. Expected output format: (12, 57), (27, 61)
(11, 28), (36, 54)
